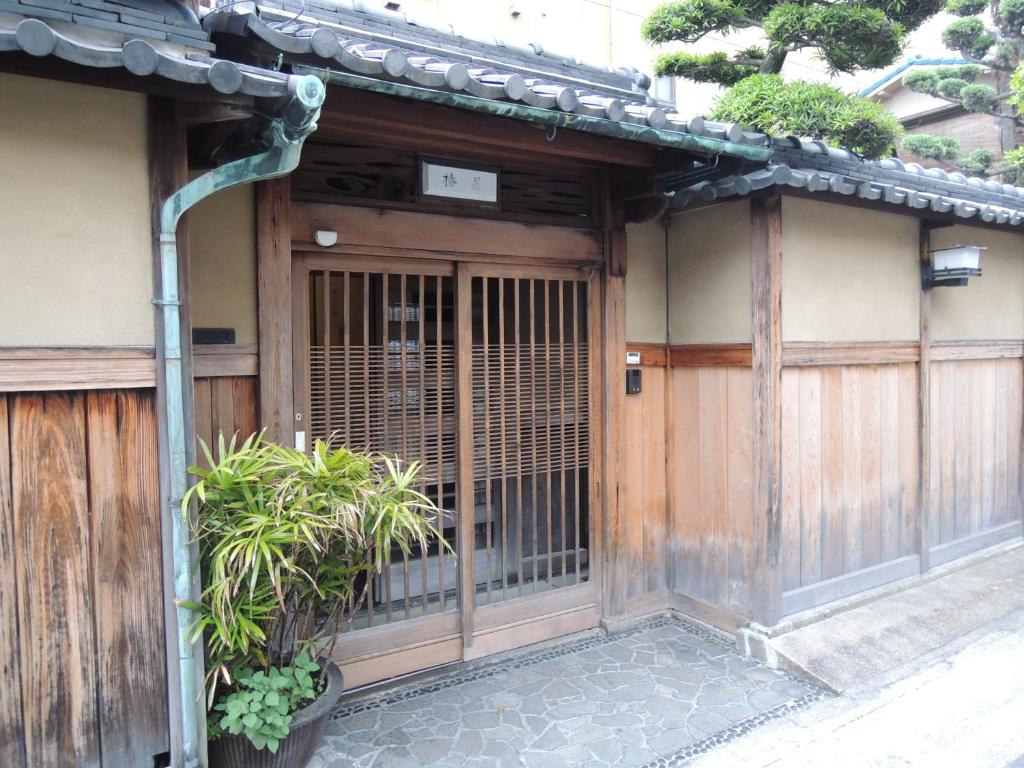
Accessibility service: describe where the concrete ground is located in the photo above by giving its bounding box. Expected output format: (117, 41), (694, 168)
(689, 602), (1024, 768)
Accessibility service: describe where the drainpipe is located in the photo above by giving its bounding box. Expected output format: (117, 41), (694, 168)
(158, 73), (325, 767)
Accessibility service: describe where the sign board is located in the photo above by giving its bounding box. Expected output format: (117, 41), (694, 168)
(421, 160), (499, 204)
(626, 351), (641, 365)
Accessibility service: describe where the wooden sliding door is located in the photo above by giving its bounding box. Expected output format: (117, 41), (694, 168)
(292, 253), (600, 684)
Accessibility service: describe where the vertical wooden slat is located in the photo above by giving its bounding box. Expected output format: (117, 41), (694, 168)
(400, 274), (411, 620)
(879, 365), (901, 562)
(343, 272), (350, 445)
(364, 273), (375, 627)
(981, 362), (997, 532)
(799, 368), (823, 587)
(572, 282), (582, 587)
(969, 362), (984, 536)
(382, 272), (392, 622)
(12, 393), (99, 767)
(841, 366), (863, 573)
(918, 221), (932, 569)
(456, 263), (475, 646)
(623, 365), (645, 598)
(499, 278), (510, 598)
(939, 362), (956, 545)
(780, 369), (801, 592)
(954, 363), (971, 539)
(0, 395), (26, 768)
(530, 279), (540, 592)
(256, 177), (292, 443)
(193, 377), (212, 457)
(995, 360), (1009, 526)
(87, 390), (168, 766)
(898, 363), (920, 557)
(419, 275), (429, 611)
(699, 367), (728, 606)
(557, 281), (568, 586)
(860, 366), (882, 569)
(482, 277), (493, 604)
(671, 367), (702, 597)
(436, 275), (446, 610)
(544, 280), (554, 587)
(726, 367), (754, 612)
(231, 377), (258, 439)
(750, 196), (783, 625)
(820, 366), (845, 579)
(644, 365), (668, 593)
(514, 278), (525, 595)
(323, 272), (332, 439)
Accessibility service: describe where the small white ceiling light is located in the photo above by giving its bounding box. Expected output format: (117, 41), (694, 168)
(314, 230), (338, 248)
(923, 244), (984, 288)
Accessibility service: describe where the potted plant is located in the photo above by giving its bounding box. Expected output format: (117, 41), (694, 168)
(182, 433), (446, 767)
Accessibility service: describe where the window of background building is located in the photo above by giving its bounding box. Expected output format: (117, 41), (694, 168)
(654, 74), (676, 105)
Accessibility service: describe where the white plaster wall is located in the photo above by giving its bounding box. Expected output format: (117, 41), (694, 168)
(0, 73), (153, 346)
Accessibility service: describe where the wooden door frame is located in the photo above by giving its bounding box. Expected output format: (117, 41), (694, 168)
(278, 205), (607, 684)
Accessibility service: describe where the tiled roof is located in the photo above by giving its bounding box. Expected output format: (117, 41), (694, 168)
(0, 0), (214, 50)
(202, 0), (769, 145)
(0, 4), (291, 97)
(670, 138), (1024, 226)
(859, 56), (972, 98)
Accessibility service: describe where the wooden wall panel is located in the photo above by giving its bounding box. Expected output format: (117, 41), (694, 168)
(0, 389), (168, 767)
(621, 365), (668, 598)
(668, 366), (755, 617)
(0, 395), (25, 768)
(11, 393), (100, 767)
(193, 375), (259, 459)
(86, 391), (169, 766)
(929, 358), (1023, 547)
(780, 363), (920, 593)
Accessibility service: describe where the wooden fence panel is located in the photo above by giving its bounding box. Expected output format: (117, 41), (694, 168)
(0, 395), (25, 768)
(0, 389), (168, 768)
(668, 366), (755, 617)
(780, 363), (919, 593)
(929, 358), (1023, 547)
(86, 391), (169, 765)
(193, 375), (259, 459)
(11, 393), (100, 767)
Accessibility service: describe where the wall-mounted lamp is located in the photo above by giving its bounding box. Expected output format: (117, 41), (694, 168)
(314, 229), (338, 247)
(922, 244), (985, 289)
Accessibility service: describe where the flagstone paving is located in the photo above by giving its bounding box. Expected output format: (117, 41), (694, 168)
(310, 615), (827, 768)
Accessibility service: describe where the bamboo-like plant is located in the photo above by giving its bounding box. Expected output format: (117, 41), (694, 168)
(182, 433), (447, 712)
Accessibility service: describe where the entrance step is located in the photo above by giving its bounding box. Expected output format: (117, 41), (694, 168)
(745, 543), (1024, 693)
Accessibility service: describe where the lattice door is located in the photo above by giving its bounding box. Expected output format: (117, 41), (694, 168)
(295, 257), (594, 631)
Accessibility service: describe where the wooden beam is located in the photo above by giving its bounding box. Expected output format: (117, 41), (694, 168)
(602, 272), (628, 618)
(192, 344), (259, 378)
(147, 95), (191, 768)
(750, 196), (783, 626)
(315, 88), (661, 169)
(256, 178), (293, 444)
(670, 343), (753, 367)
(455, 263), (475, 648)
(781, 341), (920, 367)
(0, 348), (156, 392)
(919, 221), (932, 573)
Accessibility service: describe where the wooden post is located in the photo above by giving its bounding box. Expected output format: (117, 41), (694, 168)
(455, 263), (475, 647)
(750, 197), (783, 627)
(600, 180), (628, 620)
(257, 177), (293, 444)
(919, 221), (932, 572)
(148, 96), (202, 768)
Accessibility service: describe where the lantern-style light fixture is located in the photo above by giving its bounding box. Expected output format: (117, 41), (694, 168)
(923, 244), (985, 289)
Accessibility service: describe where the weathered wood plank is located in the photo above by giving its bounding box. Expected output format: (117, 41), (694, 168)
(938, 362), (956, 546)
(0, 395), (26, 768)
(781, 371), (799, 592)
(898, 363), (920, 558)
(12, 392), (99, 767)
(725, 367), (754, 614)
(643, 366), (667, 594)
(782, 341), (919, 367)
(603, 274), (628, 616)
(750, 196), (783, 625)
(820, 366), (846, 579)
(918, 221), (932, 568)
(798, 368), (823, 587)
(879, 365), (901, 563)
(698, 367), (729, 608)
(623, 377), (645, 599)
(86, 390), (168, 766)
(670, 344), (752, 368)
(861, 365), (883, 569)
(842, 365), (863, 573)
(257, 177), (293, 444)
(0, 347), (156, 392)
(671, 367), (702, 598)
(954, 362), (971, 540)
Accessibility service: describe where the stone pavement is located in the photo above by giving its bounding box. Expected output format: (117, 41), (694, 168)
(310, 616), (824, 768)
